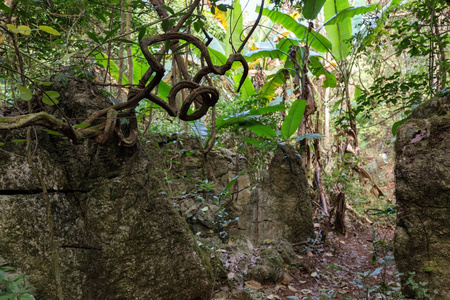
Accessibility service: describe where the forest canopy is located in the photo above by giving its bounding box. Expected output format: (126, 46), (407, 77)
(0, 0), (448, 189)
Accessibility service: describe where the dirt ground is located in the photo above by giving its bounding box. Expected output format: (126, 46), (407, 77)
(214, 220), (399, 300)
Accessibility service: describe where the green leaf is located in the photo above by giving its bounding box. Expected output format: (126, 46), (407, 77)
(86, 32), (100, 43)
(247, 124), (277, 138)
(193, 19), (204, 32)
(0, 3), (11, 14)
(281, 100), (306, 140)
(244, 48), (288, 62)
(0, 142), (4, 147)
(216, 105), (285, 131)
(18, 293), (35, 300)
(94, 52), (128, 85)
(44, 129), (62, 136)
(324, 0), (352, 61)
(42, 91), (60, 106)
(138, 27), (146, 42)
(159, 4), (175, 15)
(259, 6), (332, 53)
(161, 20), (174, 32)
(131, 45), (145, 85)
(303, 0), (327, 20)
(249, 104), (286, 115)
(324, 4), (379, 26)
(17, 86), (32, 101)
(222, 172), (242, 195)
(233, 74), (255, 101)
(242, 138), (261, 147)
(309, 56), (336, 87)
(216, 111), (254, 130)
(207, 45), (227, 65)
(217, 4), (230, 12)
(12, 139), (27, 143)
(260, 69), (286, 103)
(73, 123), (91, 129)
(392, 119), (405, 136)
(424, 267), (433, 273)
(38, 25), (61, 36)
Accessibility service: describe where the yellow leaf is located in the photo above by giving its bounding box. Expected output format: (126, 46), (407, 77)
(38, 25), (61, 36)
(214, 10), (227, 29)
(17, 25), (31, 35)
(0, 33), (4, 45)
(249, 59), (261, 69)
(290, 11), (300, 20)
(8, 24), (31, 35)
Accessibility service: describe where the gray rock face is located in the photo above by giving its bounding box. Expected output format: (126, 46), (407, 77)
(0, 81), (315, 299)
(0, 82), (213, 299)
(394, 96), (450, 299)
(238, 145), (314, 244)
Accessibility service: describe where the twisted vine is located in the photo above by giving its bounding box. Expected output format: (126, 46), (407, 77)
(0, 0), (264, 147)
(85, 31), (248, 146)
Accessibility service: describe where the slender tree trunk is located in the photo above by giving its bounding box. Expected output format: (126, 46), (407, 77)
(324, 87), (330, 148)
(103, 6), (115, 87)
(126, 0), (133, 86)
(117, 0), (126, 101)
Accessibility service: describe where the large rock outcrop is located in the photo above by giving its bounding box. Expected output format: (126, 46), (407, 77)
(148, 138), (314, 246)
(238, 145), (314, 244)
(0, 81), (315, 299)
(0, 82), (214, 299)
(394, 96), (450, 299)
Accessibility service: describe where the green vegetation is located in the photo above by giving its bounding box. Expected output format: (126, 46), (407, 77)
(0, 0), (448, 298)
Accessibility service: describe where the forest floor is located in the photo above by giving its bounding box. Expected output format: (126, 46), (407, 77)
(214, 221), (400, 300)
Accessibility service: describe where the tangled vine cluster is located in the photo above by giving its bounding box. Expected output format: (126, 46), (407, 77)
(0, 0), (264, 147)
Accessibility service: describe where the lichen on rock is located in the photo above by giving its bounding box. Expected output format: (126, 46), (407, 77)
(394, 96), (450, 299)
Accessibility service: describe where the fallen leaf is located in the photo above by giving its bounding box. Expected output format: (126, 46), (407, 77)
(301, 289), (313, 294)
(281, 273), (292, 285)
(227, 272), (235, 279)
(288, 285), (298, 292)
(245, 280), (263, 290)
(247, 239), (254, 252)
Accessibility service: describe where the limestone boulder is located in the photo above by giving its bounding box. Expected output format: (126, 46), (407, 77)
(0, 82), (214, 299)
(238, 145), (314, 244)
(394, 96), (450, 299)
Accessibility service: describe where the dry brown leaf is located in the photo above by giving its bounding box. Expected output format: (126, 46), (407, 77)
(245, 280), (263, 290)
(288, 285), (298, 292)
